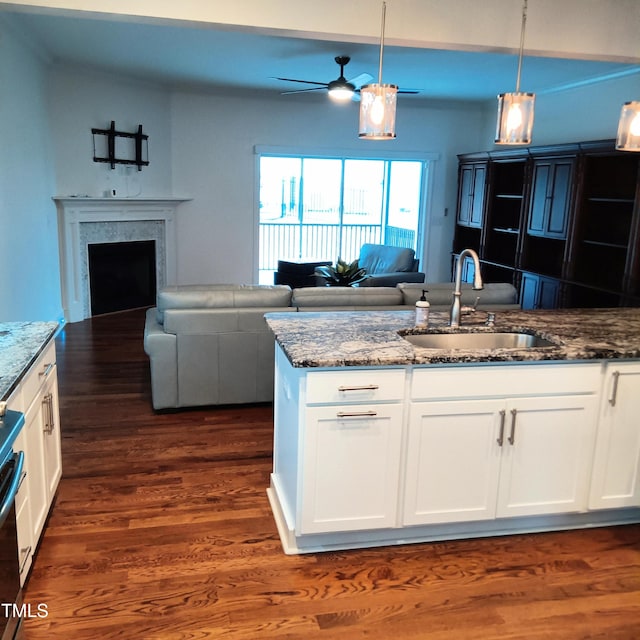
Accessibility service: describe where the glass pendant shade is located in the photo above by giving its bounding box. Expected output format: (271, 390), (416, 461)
(358, 84), (398, 139)
(616, 101), (640, 152)
(495, 92), (535, 145)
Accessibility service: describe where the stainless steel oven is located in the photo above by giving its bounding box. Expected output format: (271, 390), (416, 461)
(0, 409), (26, 640)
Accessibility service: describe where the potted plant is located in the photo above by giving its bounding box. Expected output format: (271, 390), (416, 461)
(315, 258), (367, 286)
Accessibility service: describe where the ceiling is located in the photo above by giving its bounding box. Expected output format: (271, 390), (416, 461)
(5, 8), (638, 103)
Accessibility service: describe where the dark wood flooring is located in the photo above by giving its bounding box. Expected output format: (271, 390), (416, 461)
(22, 309), (640, 639)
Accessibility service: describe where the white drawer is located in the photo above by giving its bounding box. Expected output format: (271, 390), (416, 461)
(411, 362), (603, 401)
(21, 340), (56, 410)
(306, 369), (406, 405)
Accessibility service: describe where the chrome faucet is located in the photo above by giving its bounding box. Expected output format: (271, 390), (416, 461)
(450, 248), (483, 328)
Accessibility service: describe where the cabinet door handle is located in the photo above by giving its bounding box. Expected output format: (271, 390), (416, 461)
(496, 409), (506, 446)
(338, 385), (380, 392)
(336, 410), (378, 418)
(608, 371), (620, 407)
(42, 393), (54, 434)
(42, 393), (50, 433)
(49, 393), (56, 433)
(39, 362), (54, 378)
(19, 545), (32, 574)
(508, 409), (517, 445)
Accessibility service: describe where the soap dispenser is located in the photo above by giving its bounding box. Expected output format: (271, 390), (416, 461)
(415, 290), (430, 328)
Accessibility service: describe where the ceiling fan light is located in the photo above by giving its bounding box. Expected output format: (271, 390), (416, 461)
(495, 92), (535, 145)
(328, 82), (355, 101)
(359, 83), (397, 139)
(616, 101), (640, 152)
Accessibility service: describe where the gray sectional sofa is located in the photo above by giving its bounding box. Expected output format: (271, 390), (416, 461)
(143, 282), (519, 410)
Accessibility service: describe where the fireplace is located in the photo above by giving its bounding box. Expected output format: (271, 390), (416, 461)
(88, 240), (157, 315)
(54, 197), (189, 322)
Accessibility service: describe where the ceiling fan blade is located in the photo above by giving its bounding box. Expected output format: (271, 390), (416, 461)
(348, 73), (374, 89)
(398, 89), (421, 94)
(274, 77), (329, 87)
(281, 87), (326, 95)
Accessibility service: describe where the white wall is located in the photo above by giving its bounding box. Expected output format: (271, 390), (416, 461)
(46, 65), (487, 294)
(10, 52), (638, 321)
(0, 18), (61, 322)
(3, 0), (639, 63)
(170, 90), (488, 284)
(48, 68), (173, 198)
(48, 65), (640, 290)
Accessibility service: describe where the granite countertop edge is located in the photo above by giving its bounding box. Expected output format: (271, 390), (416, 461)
(265, 308), (640, 369)
(0, 321), (59, 401)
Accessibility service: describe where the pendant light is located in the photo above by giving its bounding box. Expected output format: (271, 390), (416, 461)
(616, 101), (640, 152)
(359, 2), (398, 140)
(495, 0), (535, 145)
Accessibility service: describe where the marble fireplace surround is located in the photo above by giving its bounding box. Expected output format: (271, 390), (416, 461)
(54, 197), (189, 323)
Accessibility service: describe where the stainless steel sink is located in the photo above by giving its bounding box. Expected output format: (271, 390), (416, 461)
(402, 331), (557, 350)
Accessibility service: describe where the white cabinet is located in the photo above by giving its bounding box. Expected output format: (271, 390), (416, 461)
(404, 399), (503, 524)
(403, 364), (600, 525)
(495, 395), (598, 517)
(269, 349), (640, 555)
(300, 404), (403, 534)
(589, 363), (640, 509)
(7, 339), (62, 585)
(270, 354), (406, 539)
(12, 428), (33, 584)
(299, 369), (405, 534)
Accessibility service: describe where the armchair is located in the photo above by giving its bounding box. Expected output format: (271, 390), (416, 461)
(356, 244), (425, 287)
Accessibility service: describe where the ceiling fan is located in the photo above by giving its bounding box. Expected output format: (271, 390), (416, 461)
(276, 56), (419, 101)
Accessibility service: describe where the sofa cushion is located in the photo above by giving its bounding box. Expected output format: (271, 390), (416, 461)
(156, 284), (292, 323)
(398, 282), (518, 307)
(358, 244), (416, 274)
(292, 286), (403, 308)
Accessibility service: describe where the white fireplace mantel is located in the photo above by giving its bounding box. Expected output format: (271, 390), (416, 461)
(54, 197), (190, 323)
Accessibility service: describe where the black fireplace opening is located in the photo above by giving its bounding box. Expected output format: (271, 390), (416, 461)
(88, 240), (157, 316)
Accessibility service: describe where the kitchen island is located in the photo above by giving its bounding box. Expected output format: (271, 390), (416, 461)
(265, 308), (640, 554)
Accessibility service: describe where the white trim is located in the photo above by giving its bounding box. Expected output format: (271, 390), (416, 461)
(254, 147), (438, 281)
(54, 197), (190, 322)
(255, 144), (440, 163)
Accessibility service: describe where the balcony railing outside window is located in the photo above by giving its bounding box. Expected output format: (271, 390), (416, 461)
(258, 155), (423, 284)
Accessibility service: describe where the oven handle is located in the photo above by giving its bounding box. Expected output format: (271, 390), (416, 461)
(0, 451), (25, 528)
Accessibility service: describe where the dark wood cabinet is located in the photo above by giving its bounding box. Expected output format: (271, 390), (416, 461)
(568, 150), (640, 306)
(457, 161), (487, 228)
(520, 272), (561, 310)
(483, 158), (528, 283)
(454, 140), (640, 309)
(527, 157), (574, 239)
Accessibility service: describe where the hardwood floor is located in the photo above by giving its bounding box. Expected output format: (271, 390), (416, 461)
(23, 309), (640, 639)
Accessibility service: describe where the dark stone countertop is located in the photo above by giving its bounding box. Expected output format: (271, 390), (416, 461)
(265, 307), (640, 368)
(0, 321), (59, 401)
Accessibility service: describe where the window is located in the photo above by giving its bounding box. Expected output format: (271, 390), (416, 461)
(258, 152), (427, 284)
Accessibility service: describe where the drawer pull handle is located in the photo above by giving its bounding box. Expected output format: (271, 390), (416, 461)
(508, 409), (517, 445)
(42, 393), (55, 434)
(39, 362), (54, 378)
(336, 410), (378, 418)
(496, 409), (506, 446)
(337, 385), (380, 392)
(19, 545), (32, 574)
(608, 371), (620, 407)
